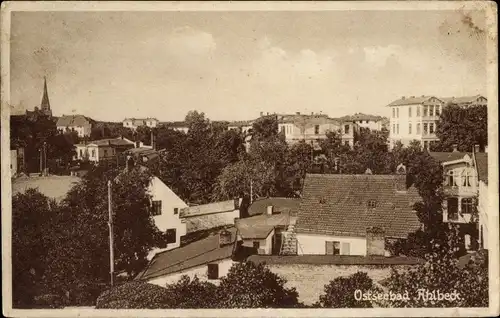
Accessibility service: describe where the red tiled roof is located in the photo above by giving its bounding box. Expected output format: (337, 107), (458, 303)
(248, 197), (300, 216)
(475, 153), (488, 183)
(296, 174), (422, 238)
(136, 228), (237, 281)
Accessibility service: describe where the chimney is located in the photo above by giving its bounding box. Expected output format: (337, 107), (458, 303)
(366, 227), (385, 256)
(395, 163), (407, 192)
(401, 96), (405, 100)
(311, 112), (314, 115)
(296, 112), (301, 115)
(474, 144), (480, 153)
(266, 205), (273, 215)
(219, 229), (232, 247)
(452, 144), (458, 152)
(260, 111), (264, 117)
(267, 112), (270, 115)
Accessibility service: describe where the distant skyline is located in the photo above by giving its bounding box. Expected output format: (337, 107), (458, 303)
(10, 9), (487, 122)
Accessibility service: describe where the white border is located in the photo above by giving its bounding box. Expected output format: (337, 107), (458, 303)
(1, 1), (498, 317)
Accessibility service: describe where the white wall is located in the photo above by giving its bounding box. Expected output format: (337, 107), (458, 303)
(149, 176), (188, 250)
(241, 228), (275, 255)
(10, 150), (17, 176)
(183, 209), (240, 233)
(147, 258), (236, 287)
(478, 180), (489, 249)
(296, 232), (367, 255)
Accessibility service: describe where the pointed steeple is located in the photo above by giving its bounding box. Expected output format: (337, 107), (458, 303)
(40, 76), (52, 116)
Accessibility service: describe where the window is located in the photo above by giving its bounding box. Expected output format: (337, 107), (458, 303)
(280, 126), (285, 133)
(367, 200), (377, 208)
(409, 123), (412, 134)
(326, 241), (340, 255)
(91, 149), (96, 158)
(396, 108), (399, 118)
(392, 124), (396, 134)
(80, 149), (83, 157)
(461, 198), (474, 214)
(416, 123), (421, 134)
(461, 169), (473, 187)
(424, 141), (428, 149)
(435, 105), (440, 116)
(408, 107), (412, 117)
(447, 198), (459, 220)
(314, 125), (320, 135)
(253, 241), (260, 249)
(392, 108), (395, 118)
(423, 123), (428, 135)
(151, 200), (162, 216)
(166, 228), (176, 243)
(429, 123), (434, 134)
(174, 208), (179, 215)
(417, 106), (421, 116)
(429, 105), (434, 117)
(344, 125), (350, 134)
(207, 263), (219, 280)
(396, 124), (399, 134)
(104, 149), (108, 157)
(341, 242), (351, 255)
(447, 170), (456, 186)
(344, 140), (350, 147)
(423, 106), (428, 117)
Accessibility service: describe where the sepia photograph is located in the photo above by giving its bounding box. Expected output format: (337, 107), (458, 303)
(1, 1), (498, 317)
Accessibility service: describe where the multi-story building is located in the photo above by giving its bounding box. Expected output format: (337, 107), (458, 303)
(56, 115), (93, 137)
(338, 113), (388, 131)
(74, 137), (136, 163)
(429, 146), (488, 251)
(122, 118), (159, 130)
(387, 95), (487, 150)
(387, 95), (443, 150)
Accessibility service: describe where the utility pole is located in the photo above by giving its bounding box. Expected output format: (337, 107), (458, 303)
(39, 148), (43, 176)
(108, 180), (115, 286)
(250, 179), (253, 204)
(43, 142), (47, 176)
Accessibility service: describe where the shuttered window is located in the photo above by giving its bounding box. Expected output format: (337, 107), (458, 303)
(325, 241), (340, 255)
(341, 242), (351, 255)
(166, 228), (176, 243)
(207, 263), (219, 280)
(151, 200), (162, 216)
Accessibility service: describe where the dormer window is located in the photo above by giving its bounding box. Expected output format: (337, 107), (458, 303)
(461, 168), (475, 187)
(174, 208), (179, 215)
(447, 170), (456, 187)
(368, 200), (377, 209)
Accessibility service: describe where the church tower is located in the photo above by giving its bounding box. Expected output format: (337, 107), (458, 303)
(40, 76), (52, 117)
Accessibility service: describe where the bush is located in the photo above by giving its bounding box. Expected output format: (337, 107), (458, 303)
(34, 294), (66, 309)
(164, 275), (218, 308)
(315, 272), (379, 308)
(95, 281), (171, 309)
(218, 262), (300, 308)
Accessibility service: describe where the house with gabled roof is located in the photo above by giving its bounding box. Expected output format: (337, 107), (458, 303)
(123, 117), (159, 130)
(74, 137), (135, 163)
(57, 114), (94, 137)
(441, 95), (487, 108)
(294, 165), (423, 256)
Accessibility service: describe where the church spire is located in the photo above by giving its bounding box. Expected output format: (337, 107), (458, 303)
(40, 76), (52, 117)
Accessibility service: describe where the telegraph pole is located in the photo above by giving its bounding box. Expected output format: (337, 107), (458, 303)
(250, 179), (253, 204)
(43, 142), (47, 176)
(108, 180), (115, 286)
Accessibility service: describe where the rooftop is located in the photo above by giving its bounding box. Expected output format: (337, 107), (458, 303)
(136, 228), (237, 281)
(180, 200), (238, 218)
(429, 152), (471, 163)
(247, 255), (425, 266)
(296, 173), (422, 238)
(248, 197), (300, 217)
(56, 114), (93, 127)
(237, 212), (293, 239)
(338, 113), (385, 122)
(441, 95), (487, 105)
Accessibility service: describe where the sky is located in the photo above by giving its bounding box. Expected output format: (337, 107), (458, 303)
(10, 9), (488, 122)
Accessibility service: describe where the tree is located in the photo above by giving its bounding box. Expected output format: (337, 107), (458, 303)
(163, 275), (218, 308)
(96, 281), (171, 309)
(217, 262), (300, 308)
(383, 227), (488, 307)
(435, 104), (487, 152)
(12, 189), (57, 308)
(315, 272), (381, 308)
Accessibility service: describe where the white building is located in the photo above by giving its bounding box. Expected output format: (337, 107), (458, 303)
(180, 199), (242, 234)
(136, 228), (238, 285)
(122, 118), (159, 130)
(294, 167), (422, 256)
(74, 137), (135, 163)
(56, 115), (93, 137)
(338, 113), (388, 131)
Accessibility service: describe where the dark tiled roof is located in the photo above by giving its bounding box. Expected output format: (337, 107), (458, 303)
(248, 197), (300, 217)
(236, 212), (293, 239)
(475, 153), (488, 183)
(56, 115), (92, 127)
(387, 96), (440, 106)
(441, 95), (487, 105)
(247, 255), (424, 266)
(429, 152), (471, 163)
(136, 228), (237, 281)
(87, 138), (135, 147)
(338, 113), (385, 122)
(180, 200), (237, 218)
(123, 118), (159, 125)
(296, 174), (422, 238)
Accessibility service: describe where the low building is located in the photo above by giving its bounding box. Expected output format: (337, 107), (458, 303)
(228, 120), (254, 135)
(441, 95), (487, 108)
(136, 228), (238, 286)
(247, 255), (423, 306)
(338, 113), (387, 131)
(295, 165), (422, 256)
(74, 137), (135, 163)
(180, 199), (242, 234)
(56, 115), (93, 137)
(122, 118), (159, 130)
(162, 121), (190, 133)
